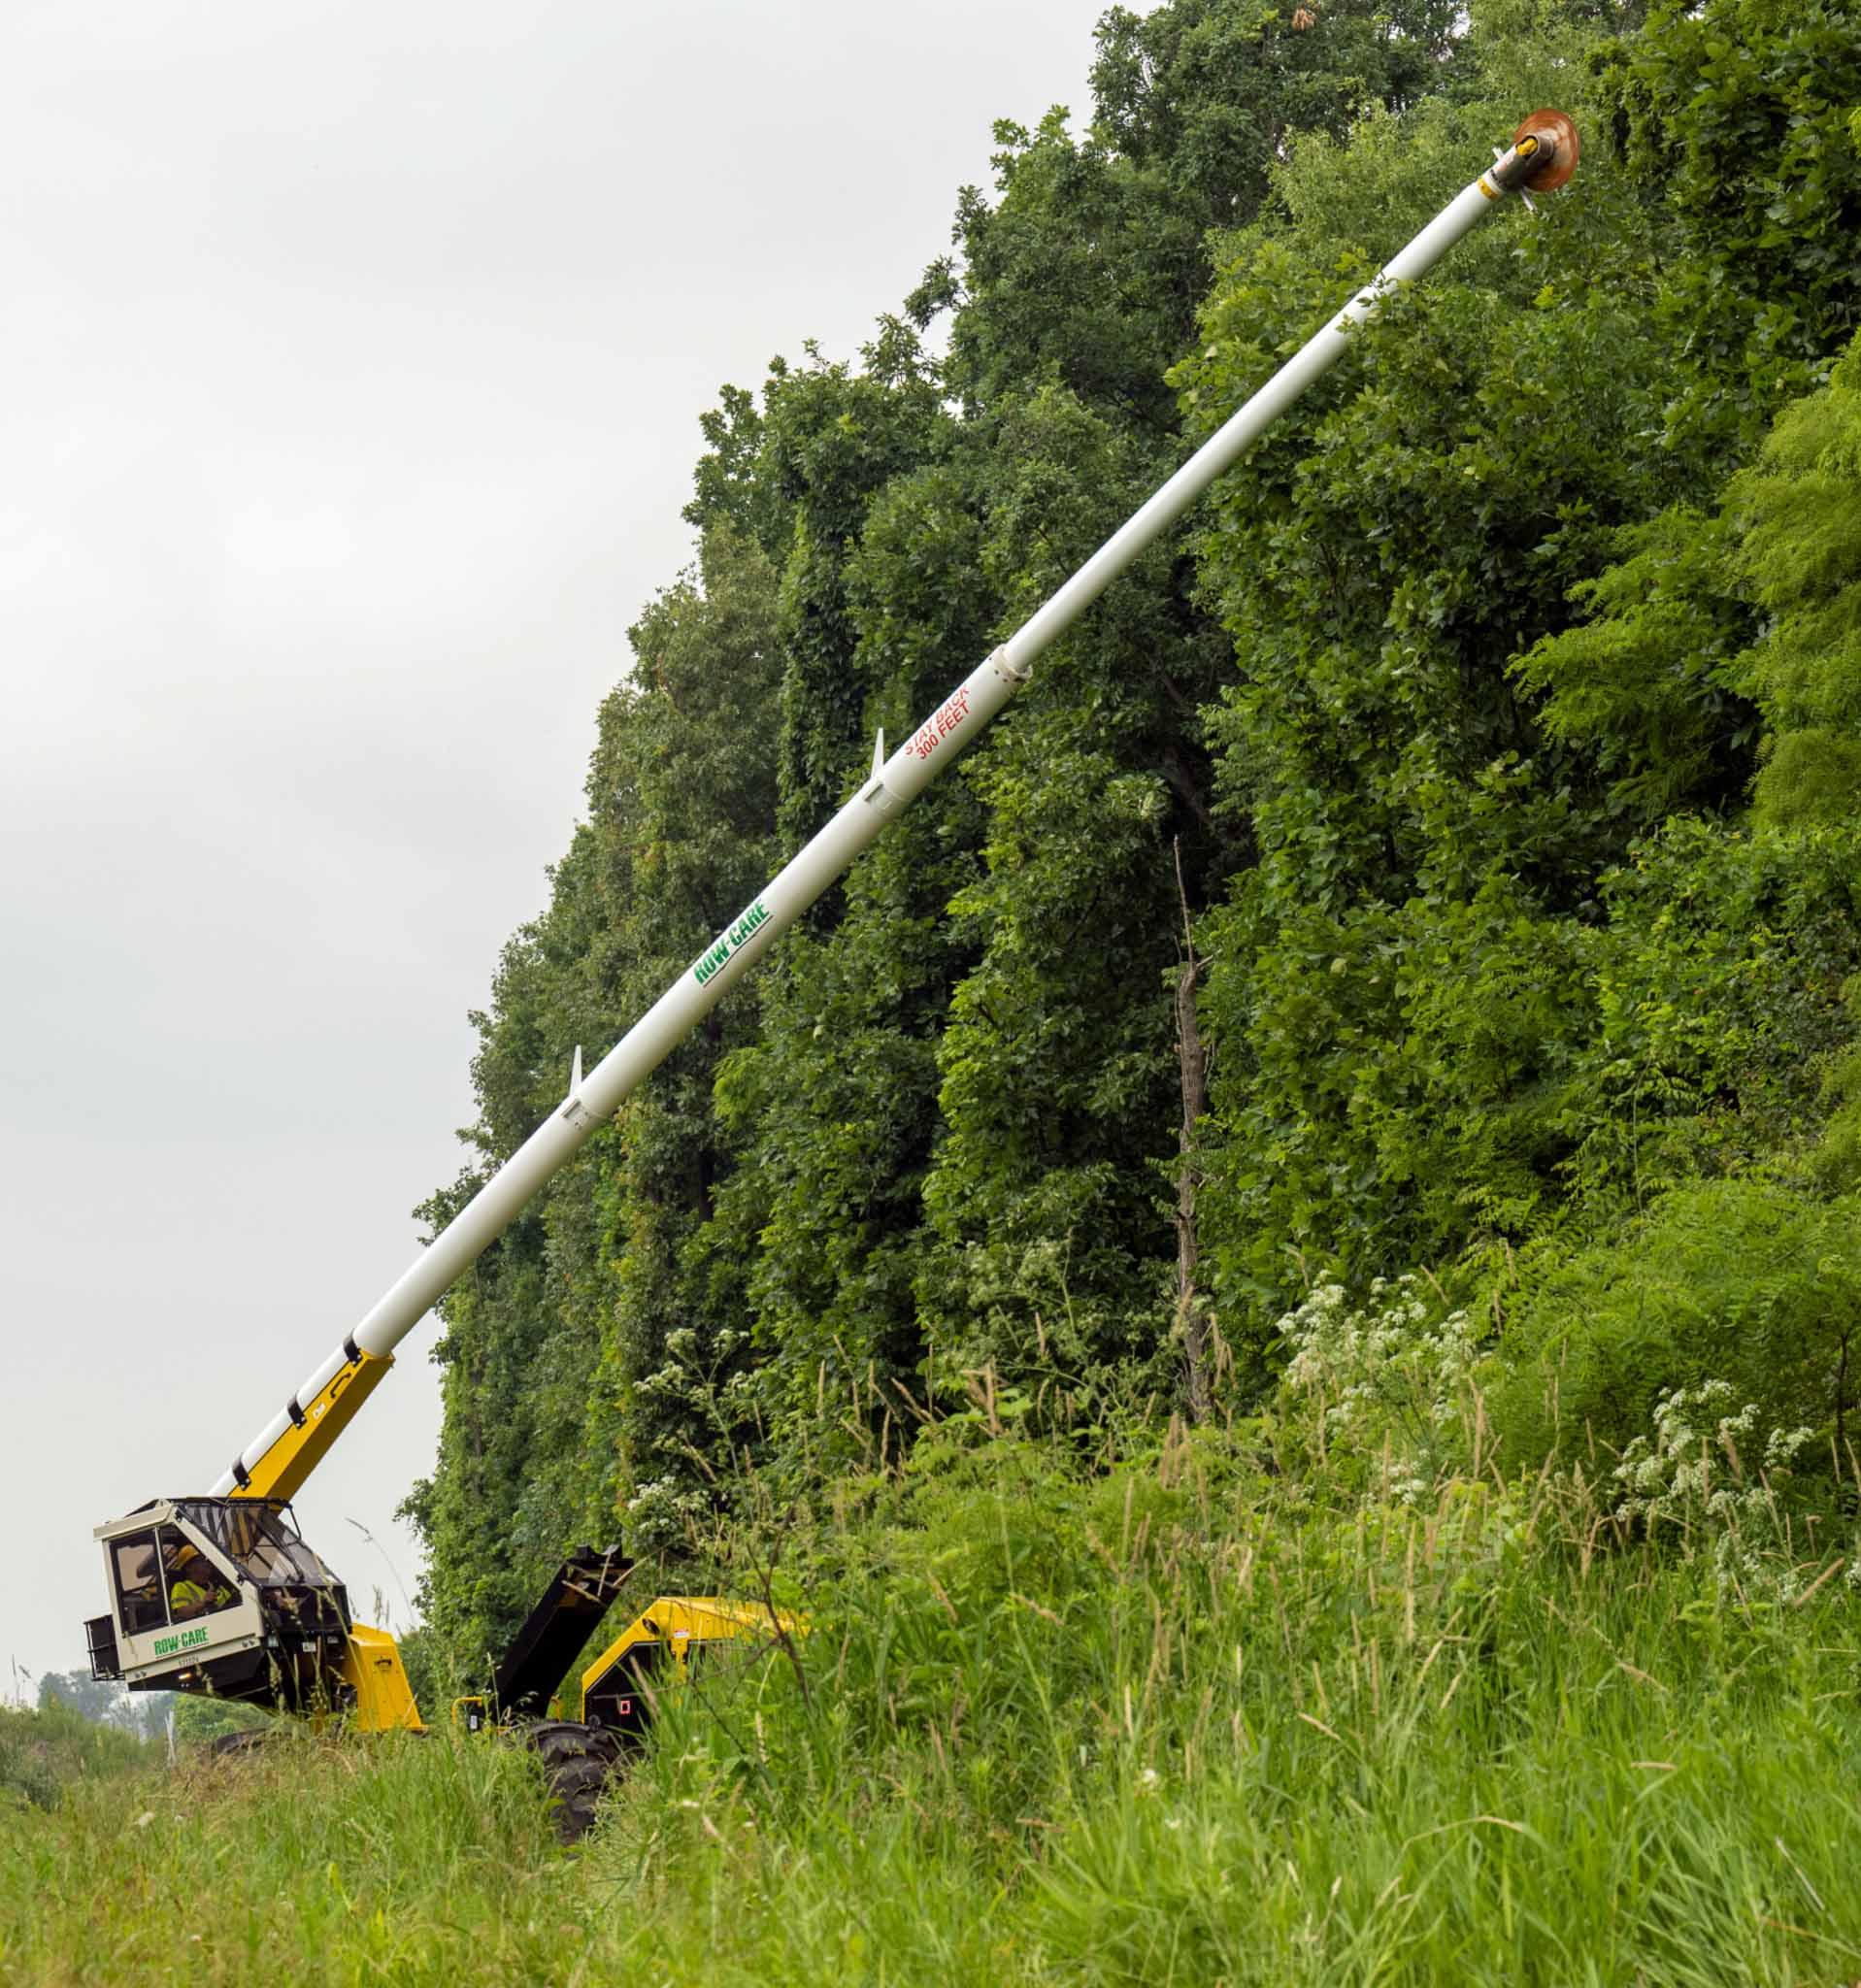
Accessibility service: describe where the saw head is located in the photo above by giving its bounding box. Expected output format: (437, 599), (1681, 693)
(1512, 108), (1579, 192)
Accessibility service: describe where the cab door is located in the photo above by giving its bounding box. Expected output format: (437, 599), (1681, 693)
(109, 1528), (169, 1646)
(108, 1523), (243, 1676)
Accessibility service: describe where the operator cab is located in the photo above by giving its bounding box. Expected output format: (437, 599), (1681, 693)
(87, 1497), (353, 1712)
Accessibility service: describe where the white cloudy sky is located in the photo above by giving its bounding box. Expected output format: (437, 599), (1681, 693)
(0, 0), (1103, 1692)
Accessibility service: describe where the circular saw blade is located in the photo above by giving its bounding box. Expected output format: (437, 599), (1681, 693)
(1512, 108), (1579, 192)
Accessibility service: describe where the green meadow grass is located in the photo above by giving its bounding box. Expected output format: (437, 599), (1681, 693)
(7, 1436), (1861, 1985)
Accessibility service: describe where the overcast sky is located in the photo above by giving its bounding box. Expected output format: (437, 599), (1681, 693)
(0, 0), (1104, 1694)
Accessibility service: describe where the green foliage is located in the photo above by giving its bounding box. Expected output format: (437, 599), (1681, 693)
(0, 1731), (570, 1981)
(932, 1), (1477, 427)
(630, 0), (1492, 1493)
(1184, 76), (1682, 1339)
(1518, 324), (1861, 833)
(615, 1417), (1861, 1985)
(1183, 5), (1861, 1366)
(706, 460), (996, 1464)
(1738, 336), (1861, 824)
(405, 524), (783, 1639)
(37, 1668), (129, 1727)
(1511, 507), (1756, 822)
(170, 1695), (273, 1747)
(588, 524), (785, 1541)
(38, 1673), (179, 1745)
(0, 1701), (151, 1812)
(19, 1428), (1861, 1984)
(1496, 1176), (1861, 1472)
(1593, 0), (1861, 451)
(1560, 818), (1861, 1207)
(402, 0), (1861, 1736)
(1091, 0), (1466, 215)
(761, 349), (953, 856)
(922, 381), (1220, 1381)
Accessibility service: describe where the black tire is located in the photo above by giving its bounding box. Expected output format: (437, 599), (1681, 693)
(523, 1720), (623, 1842)
(209, 1727), (277, 1760)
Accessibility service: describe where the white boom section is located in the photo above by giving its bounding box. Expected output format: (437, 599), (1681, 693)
(213, 129), (1558, 1498)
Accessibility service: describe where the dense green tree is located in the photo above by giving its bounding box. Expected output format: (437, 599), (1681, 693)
(405, 527), (782, 1641)
(1511, 332), (1861, 1225)
(923, 0), (1473, 427)
(1184, 0), (1861, 1369)
(709, 460), (996, 1460)
(671, 0), (1489, 1435)
(893, 0), (1506, 1394)
(759, 348), (951, 859)
(583, 526), (786, 1546)
(1737, 338), (1861, 825)
(1594, 0), (1861, 453)
(404, 0), (1861, 1671)
(36, 1671), (125, 1727)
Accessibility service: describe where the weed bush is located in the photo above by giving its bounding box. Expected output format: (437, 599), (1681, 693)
(1494, 1176), (1861, 1471)
(584, 1416), (1861, 1985)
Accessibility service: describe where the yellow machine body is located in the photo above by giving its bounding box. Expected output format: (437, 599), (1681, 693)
(228, 1348), (396, 1506)
(448, 1595), (804, 1733)
(576, 1596), (801, 1714)
(569, 1596), (805, 1736)
(337, 1621), (425, 1732)
(205, 1345), (416, 1734)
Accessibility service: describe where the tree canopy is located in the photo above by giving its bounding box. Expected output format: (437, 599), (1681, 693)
(400, 0), (1861, 1675)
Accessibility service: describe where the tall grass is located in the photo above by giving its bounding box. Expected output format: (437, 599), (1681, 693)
(8, 1419), (1858, 1985)
(610, 1422), (1861, 1985)
(0, 1728), (571, 1986)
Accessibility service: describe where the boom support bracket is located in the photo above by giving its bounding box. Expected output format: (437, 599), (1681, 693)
(228, 1345), (395, 1505)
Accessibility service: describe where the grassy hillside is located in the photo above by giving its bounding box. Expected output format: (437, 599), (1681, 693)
(11, 1399), (1861, 1985)
(22, 5), (1861, 1981)
(0, 1703), (152, 1817)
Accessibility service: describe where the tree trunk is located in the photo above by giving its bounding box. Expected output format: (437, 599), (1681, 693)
(1173, 840), (1212, 1423)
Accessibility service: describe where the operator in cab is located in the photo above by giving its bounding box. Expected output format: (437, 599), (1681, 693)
(167, 1547), (233, 1620)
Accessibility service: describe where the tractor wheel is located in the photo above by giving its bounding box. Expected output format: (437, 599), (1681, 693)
(209, 1727), (279, 1760)
(523, 1720), (622, 1842)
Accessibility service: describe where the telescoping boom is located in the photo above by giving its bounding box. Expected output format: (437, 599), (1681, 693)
(210, 110), (1579, 1508)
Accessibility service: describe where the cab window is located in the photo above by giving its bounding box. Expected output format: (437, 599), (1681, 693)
(176, 1499), (329, 1588)
(113, 1532), (167, 1638)
(160, 1535), (237, 1621)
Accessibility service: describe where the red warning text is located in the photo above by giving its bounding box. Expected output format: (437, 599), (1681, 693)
(910, 684), (973, 762)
